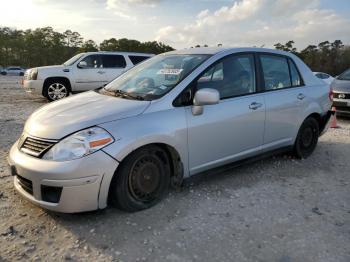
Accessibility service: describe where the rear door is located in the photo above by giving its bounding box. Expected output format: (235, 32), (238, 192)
(185, 53), (266, 174)
(100, 54), (128, 85)
(258, 53), (307, 151)
(73, 54), (104, 91)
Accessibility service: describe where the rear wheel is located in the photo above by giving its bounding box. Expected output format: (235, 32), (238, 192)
(294, 117), (319, 159)
(43, 80), (70, 101)
(110, 145), (171, 212)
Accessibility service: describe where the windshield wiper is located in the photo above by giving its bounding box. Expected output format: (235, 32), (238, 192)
(113, 89), (145, 100)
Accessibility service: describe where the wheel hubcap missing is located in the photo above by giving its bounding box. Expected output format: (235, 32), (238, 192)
(47, 83), (67, 100)
(301, 127), (313, 148)
(129, 156), (161, 202)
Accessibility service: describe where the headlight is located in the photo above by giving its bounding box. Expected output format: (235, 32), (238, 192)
(42, 127), (114, 161)
(27, 68), (38, 80)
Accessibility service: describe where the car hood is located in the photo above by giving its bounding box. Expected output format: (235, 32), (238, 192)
(24, 91), (150, 139)
(35, 65), (70, 75)
(332, 79), (350, 93)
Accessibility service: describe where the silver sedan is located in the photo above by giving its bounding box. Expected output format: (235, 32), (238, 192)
(8, 47), (332, 213)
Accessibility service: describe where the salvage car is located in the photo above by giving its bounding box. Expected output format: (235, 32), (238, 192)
(22, 51), (154, 101)
(332, 68), (350, 116)
(8, 47), (332, 213)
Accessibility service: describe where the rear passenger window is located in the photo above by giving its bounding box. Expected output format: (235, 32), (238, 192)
(129, 56), (150, 65)
(101, 55), (126, 68)
(288, 59), (302, 86)
(260, 55), (291, 90)
(197, 54), (256, 99)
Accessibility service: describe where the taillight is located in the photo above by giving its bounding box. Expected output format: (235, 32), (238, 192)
(329, 86), (333, 101)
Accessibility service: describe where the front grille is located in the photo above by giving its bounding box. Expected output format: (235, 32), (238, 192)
(17, 175), (33, 195)
(20, 136), (56, 157)
(333, 92), (350, 99)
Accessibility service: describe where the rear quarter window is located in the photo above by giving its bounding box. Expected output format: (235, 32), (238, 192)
(288, 59), (302, 86)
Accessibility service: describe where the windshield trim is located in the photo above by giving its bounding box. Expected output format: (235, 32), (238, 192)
(101, 54), (212, 101)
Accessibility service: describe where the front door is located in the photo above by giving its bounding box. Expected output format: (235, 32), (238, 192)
(186, 53), (266, 175)
(73, 54), (104, 91)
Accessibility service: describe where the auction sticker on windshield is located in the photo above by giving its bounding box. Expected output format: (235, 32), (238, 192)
(157, 69), (183, 75)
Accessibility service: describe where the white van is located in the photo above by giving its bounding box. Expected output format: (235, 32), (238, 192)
(22, 52), (154, 101)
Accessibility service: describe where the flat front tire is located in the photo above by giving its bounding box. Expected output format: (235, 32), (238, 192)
(294, 117), (319, 159)
(110, 145), (171, 212)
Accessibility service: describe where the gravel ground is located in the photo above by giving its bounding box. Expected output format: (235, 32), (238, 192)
(0, 76), (349, 262)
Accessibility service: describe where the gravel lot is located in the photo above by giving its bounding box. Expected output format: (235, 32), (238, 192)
(0, 76), (349, 262)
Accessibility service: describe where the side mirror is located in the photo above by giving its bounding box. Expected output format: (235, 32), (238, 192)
(192, 88), (220, 115)
(77, 61), (88, 68)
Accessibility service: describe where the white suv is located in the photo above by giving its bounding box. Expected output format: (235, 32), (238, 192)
(22, 52), (154, 101)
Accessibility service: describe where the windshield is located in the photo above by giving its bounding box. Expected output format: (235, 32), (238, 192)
(63, 53), (84, 66)
(101, 54), (210, 100)
(338, 69), (350, 81)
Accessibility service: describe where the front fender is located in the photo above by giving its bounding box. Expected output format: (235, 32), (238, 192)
(99, 108), (190, 178)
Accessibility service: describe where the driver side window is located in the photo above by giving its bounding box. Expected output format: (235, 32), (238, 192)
(196, 54), (256, 99)
(80, 55), (103, 69)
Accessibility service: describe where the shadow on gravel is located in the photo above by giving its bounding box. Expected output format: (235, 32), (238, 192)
(43, 151), (315, 252)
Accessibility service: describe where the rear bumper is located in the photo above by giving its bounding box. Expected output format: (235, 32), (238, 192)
(319, 110), (333, 136)
(22, 79), (44, 95)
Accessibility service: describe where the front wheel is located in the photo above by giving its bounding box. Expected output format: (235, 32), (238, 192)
(110, 145), (171, 212)
(293, 117), (319, 159)
(43, 80), (70, 101)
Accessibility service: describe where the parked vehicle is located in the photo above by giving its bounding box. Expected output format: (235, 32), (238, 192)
(332, 68), (350, 116)
(313, 72), (334, 85)
(1, 66), (25, 76)
(8, 47), (332, 213)
(22, 52), (154, 101)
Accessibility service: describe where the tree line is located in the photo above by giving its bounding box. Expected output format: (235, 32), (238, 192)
(1, 26), (349, 76)
(0, 27), (174, 68)
(274, 40), (350, 76)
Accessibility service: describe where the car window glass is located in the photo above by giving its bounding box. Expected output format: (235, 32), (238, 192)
(129, 56), (151, 65)
(260, 55), (291, 90)
(196, 54), (256, 99)
(322, 73), (330, 79)
(80, 55), (102, 68)
(338, 69), (350, 80)
(102, 54), (209, 100)
(288, 59), (302, 86)
(101, 55), (126, 68)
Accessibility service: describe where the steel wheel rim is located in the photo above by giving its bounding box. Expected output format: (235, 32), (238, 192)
(301, 127), (313, 148)
(128, 155), (162, 202)
(47, 83), (67, 100)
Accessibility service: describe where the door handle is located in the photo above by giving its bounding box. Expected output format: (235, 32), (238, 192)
(97, 71), (106, 74)
(297, 93), (305, 100)
(249, 102), (263, 110)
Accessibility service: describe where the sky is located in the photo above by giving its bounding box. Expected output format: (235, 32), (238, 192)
(1, 0), (350, 50)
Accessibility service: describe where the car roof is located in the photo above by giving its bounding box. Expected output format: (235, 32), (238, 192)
(164, 47), (297, 56)
(84, 51), (154, 56)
